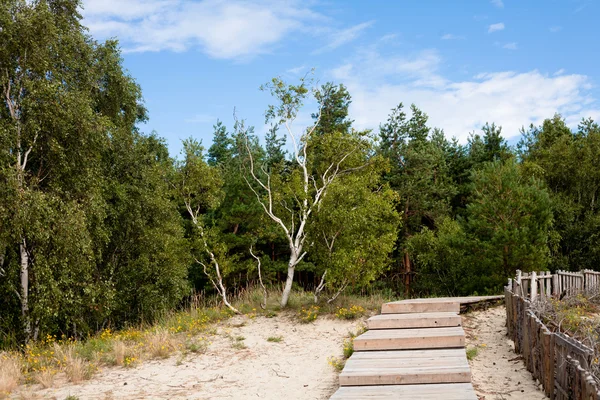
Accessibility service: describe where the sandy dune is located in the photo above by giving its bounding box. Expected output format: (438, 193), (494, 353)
(15, 315), (362, 400)
(463, 305), (549, 399)
(12, 304), (552, 400)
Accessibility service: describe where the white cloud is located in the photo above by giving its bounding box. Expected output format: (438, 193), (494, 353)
(286, 65), (308, 75)
(491, 0), (504, 8)
(503, 42), (517, 50)
(379, 33), (399, 42)
(329, 49), (599, 142)
(81, 0), (323, 59)
(488, 22), (505, 33)
(550, 26), (563, 33)
(441, 34), (465, 40)
(312, 21), (374, 54)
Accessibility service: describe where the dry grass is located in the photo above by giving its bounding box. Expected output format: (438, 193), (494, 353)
(112, 341), (126, 367)
(1, 285), (392, 395)
(0, 352), (22, 397)
(34, 369), (55, 389)
(146, 329), (178, 359)
(65, 356), (94, 383)
(53, 344), (94, 383)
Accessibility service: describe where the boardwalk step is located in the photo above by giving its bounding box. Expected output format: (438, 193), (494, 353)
(367, 312), (461, 329)
(350, 348), (467, 360)
(353, 327), (465, 351)
(382, 299), (460, 314)
(340, 349), (470, 386)
(330, 383), (478, 399)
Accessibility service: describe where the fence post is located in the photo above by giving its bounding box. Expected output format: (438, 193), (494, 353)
(531, 271), (538, 301)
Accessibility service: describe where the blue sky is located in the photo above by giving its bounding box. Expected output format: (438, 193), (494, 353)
(81, 0), (600, 156)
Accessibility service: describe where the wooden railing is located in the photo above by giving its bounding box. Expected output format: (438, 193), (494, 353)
(506, 271), (600, 400)
(510, 269), (600, 301)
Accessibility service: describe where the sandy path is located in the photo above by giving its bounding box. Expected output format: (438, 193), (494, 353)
(15, 315), (362, 400)
(463, 305), (548, 400)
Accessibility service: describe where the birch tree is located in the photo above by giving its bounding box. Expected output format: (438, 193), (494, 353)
(242, 77), (369, 307)
(176, 139), (240, 314)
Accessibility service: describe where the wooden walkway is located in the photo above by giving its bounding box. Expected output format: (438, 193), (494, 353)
(330, 295), (503, 399)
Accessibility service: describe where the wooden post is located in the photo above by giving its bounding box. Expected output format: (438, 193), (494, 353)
(531, 271), (538, 301)
(552, 272), (559, 297)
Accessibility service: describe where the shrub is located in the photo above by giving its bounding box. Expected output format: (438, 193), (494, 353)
(335, 305), (366, 320)
(298, 306), (320, 323)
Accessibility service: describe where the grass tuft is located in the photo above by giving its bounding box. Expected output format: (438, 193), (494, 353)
(0, 352), (22, 396)
(146, 329), (177, 359)
(328, 356), (345, 372)
(267, 336), (283, 343)
(231, 341), (247, 350)
(466, 346), (479, 360)
(34, 369), (56, 389)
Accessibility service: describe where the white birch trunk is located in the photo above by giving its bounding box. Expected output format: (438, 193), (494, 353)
(281, 252), (298, 307)
(20, 238), (31, 342)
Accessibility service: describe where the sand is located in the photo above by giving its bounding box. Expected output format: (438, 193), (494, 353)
(463, 305), (549, 400)
(14, 315), (363, 400)
(13, 303), (552, 400)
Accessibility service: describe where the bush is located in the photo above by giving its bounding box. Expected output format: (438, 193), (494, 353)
(335, 305), (366, 320)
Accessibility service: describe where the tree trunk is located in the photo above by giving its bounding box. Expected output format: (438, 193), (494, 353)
(314, 270), (327, 303)
(503, 245), (510, 278)
(403, 250), (411, 298)
(280, 254), (297, 307)
(20, 238), (31, 343)
(403, 198), (411, 297)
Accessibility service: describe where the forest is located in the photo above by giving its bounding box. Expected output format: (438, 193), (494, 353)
(2, 0), (600, 348)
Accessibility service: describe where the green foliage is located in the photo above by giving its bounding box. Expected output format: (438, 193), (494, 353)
(519, 116), (600, 271)
(466, 159), (553, 288)
(334, 306), (366, 320)
(466, 347), (479, 360)
(297, 306), (320, 323)
(408, 218), (471, 296)
(0, 0), (188, 345)
(1, 0), (599, 353)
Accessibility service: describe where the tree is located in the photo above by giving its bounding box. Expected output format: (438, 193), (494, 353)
(519, 115), (600, 271)
(0, 0), (112, 342)
(0, 0), (188, 344)
(310, 161), (400, 302)
(379, 103), (456, 296)
(407, 218), (470, 296)
(243, 76), (370, 307)
(176, 139), (240, 313)
(466, 159), (553, 288)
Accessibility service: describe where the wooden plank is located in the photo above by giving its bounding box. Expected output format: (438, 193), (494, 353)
(367, 312), (461, 330)
(382, 300), (460, 314)
(340, 357), (471, 386)
(354, 327), (465, 351)
(350, 348), (466, 360)
(330, 383), (478, 400)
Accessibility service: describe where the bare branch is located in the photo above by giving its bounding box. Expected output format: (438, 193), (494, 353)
(314, 270), (327, 303)
(250, 246), (267, 309)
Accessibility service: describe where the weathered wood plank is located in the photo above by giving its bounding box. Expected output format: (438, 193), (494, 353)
(367, 312), (461, 330)
(330, 383), (478, 400)
(340, 363), (471, 386)
(350, 348), (467, 360)
(354, 327), (465, 351)
(381, 300), (460, 314)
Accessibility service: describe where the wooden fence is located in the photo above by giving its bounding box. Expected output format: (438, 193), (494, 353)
(510, 269), (600, 301)
(506, 271), (600, 399)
